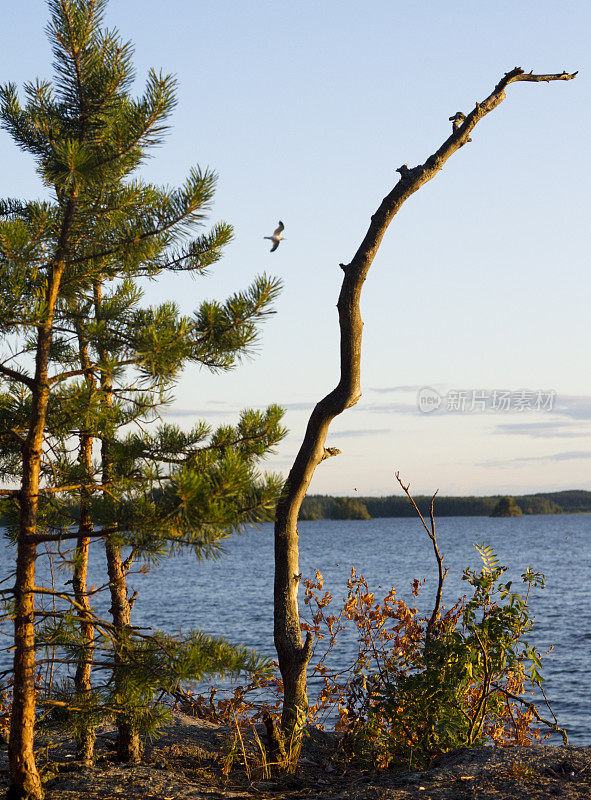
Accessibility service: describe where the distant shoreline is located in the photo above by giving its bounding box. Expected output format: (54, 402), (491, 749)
(300, 489), (591, 521)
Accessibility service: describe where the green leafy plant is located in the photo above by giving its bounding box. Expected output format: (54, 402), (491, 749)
(301, 474), (566, 770)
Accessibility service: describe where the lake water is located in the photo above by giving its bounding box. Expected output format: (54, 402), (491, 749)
(1, 514), (590, 744)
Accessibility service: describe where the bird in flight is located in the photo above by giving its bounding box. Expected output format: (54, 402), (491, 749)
(264, 220), (285, 252)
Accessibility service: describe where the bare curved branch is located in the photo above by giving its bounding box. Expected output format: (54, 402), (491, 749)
(273, 66), (577, 748)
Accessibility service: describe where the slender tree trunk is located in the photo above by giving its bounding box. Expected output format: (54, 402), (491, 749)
(71, 332), (97, 765)
(273, 67), (577, 761)
(10, 541), (42, 800)
(9, 260), (66, 800)
(72, 520), (95, 765)
(104, 538), (140, 763)
(72, 442), (95, 764)
(274, 503), (312, 750)
(94, 281), (141, 763)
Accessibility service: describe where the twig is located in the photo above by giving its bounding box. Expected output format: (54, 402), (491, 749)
(395, 472), (448, 639)
(491, 682), (569, 744)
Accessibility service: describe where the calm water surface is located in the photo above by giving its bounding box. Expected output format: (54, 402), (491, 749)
(1, 514), (589, 743)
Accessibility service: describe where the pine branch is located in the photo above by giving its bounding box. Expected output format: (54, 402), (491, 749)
(0, 363), (35, 390)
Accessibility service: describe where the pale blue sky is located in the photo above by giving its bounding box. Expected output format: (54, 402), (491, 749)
(2, 1), (590, 496)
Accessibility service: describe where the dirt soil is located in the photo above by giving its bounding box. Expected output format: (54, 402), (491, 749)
(0, 714), (589, 799)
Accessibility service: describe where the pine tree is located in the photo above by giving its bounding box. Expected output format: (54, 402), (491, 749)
(0, 0), (284, 793)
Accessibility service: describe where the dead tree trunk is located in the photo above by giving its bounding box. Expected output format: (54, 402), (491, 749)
(273, 67), (576, 757)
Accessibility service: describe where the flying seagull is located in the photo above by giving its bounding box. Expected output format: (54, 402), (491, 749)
(264, 220), (285, 252)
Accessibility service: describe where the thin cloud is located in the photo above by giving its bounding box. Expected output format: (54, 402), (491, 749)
(363, 401), (422, 415)
(169, 408), (239, 418)
(494, 420), (590, 439)
(478, 450), (591, 468)
(552, 395), (591, 421)
(169, 400), (314, 418)
(329, 428), (390, 438)
(369, 385), (423, 394)
(281, 401), (316, 411)
(364, 391), (591, 421)
(548, 450), (591, 461)
(169, 393), (591, 426)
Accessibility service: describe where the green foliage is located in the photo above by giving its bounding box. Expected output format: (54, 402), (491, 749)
(367, 547), (550, 765)
(0, 0), (286, 548)
(300, 489), (591, 518)
(44, 619), (272, 743)
(328, 497), (371, 521)
(517, 496), (560, 514)
(0, 0), (286, 762)
(103, 630), (271, 742)
(491, 496), (523, 517)
(305, 544), (563, 771)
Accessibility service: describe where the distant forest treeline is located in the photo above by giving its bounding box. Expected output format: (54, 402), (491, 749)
(2, 490), (589, 527)
(299, 490), (591, 520)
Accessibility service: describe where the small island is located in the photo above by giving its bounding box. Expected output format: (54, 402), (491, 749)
(490, 496), (523, 517)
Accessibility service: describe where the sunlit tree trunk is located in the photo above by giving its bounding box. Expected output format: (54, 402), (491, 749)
(10, 260), (66, 800)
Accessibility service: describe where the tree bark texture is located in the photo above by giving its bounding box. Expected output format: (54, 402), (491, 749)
(273, 68), (576, 754)
(8, 184), (79, 798)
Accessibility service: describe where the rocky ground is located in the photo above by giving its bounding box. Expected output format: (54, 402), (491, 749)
(0, 715), (589, 799)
